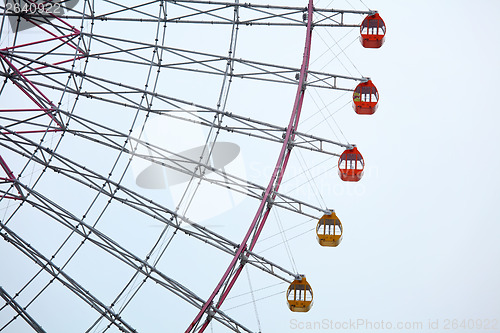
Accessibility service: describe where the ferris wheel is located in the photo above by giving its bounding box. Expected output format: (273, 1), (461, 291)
(0, 0), (386, 332)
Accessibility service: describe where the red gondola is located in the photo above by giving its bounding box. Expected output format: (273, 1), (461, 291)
(353, 79), (378, 115)
(360, 13), (386, 48)
(338, 146), (364, 182)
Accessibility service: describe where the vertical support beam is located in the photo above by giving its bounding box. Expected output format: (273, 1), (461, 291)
(186, 0), (315, 331)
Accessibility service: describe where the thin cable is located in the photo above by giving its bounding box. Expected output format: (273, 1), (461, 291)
(323, 26), (364, 76)
(299, 89), (350, 128)
(273, 209), (298, 274)
(358, 0), (371, 11)
(245, 267), (262, 333)
(315, 28), (358, 77)
(287, 162), (338, 195)
(260, 227), (315, 254)
(225, 281), (286, 301)
(310, 28), (357, 72)
(281, 155), (334, 186)
(345, 0), (356, 10)
(307, 88), (351, 145)
(224, 291), (285, 312)
(257, 217), (314, 244)
(296, 149), (327, 208)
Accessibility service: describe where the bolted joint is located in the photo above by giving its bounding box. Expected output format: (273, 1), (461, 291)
(294, 273), (305, 281)
(287, 136), (295, 150)
(266, 195), (274, 209)
(239, 253), (249, 265)
(207, 304), (216, 319)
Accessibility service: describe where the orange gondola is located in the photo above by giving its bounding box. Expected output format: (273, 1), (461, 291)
(287, 275), (313, 312)
(360, 13), (386, 48)
(316, 211), (343, 247)
(338, 146), (364, 182)
(353, 79), (378, 115)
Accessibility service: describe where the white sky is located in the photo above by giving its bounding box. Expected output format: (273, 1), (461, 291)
(1, 0), (499, 332)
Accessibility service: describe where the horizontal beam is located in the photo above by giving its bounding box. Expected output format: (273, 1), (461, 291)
(2, 1), (373, 26)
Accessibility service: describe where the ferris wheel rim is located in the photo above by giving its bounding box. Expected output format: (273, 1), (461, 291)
(0, 1), (383, 332)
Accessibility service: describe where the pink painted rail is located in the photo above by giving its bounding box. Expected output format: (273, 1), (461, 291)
(0, 154), (24, 200)
(0, 5), (83, 135)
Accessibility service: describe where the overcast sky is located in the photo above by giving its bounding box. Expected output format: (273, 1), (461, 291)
(1, 1), (499, 332)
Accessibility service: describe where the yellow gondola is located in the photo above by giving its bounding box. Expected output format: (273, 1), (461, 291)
(286, 275), (313, 312)
(316, 211), (343, 247)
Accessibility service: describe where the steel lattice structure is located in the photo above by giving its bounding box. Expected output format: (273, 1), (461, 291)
(0, 1), (382, 332)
